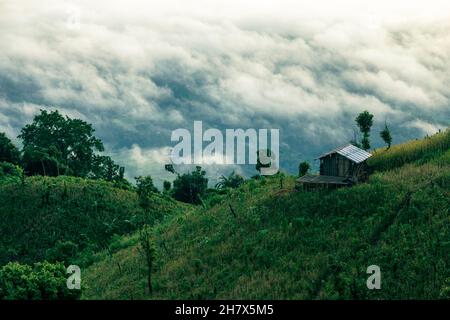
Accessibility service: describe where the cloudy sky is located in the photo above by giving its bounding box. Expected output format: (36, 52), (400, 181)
(1, 0), (449, 186)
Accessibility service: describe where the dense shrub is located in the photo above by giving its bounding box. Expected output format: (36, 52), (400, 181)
(45, 241), (79, 264)
(0, 162), (24, 185)
(172, 166), (208, 204)
(215, 171), (245, 190)
(0, 261), (80, 300)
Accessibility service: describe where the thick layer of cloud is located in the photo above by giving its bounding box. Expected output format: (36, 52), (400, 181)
(1, 0), (449, 186)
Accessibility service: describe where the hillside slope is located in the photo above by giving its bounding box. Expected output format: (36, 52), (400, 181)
(82, 132), (450, 300)
(0, 176), (185, 266)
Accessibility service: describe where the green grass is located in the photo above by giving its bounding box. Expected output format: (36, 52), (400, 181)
(82, 146), (450, 299)
(368, 128), (450, 172)
(0, 175), (186, 266)
(2, 131), (448, 300)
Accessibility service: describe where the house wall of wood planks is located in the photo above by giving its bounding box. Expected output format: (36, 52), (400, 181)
(320, 154), (353, 177)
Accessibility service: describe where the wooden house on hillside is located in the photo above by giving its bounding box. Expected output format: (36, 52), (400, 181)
(297, 144), (372, 189)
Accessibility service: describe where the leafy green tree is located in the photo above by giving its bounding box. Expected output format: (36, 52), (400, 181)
(298, 161), (310, 177)
(163, 180), (171, 192)
(45, 240), (79, 264)
(440, 278), (450, 299)
(0, 262), (36, 299)
(136, 176), (159, 196)
(355, 111), (374, 150)
(215, 171), (244, 190)
(135, 175), (159, 214)
(361, 136), (371, 151)
(380, 122), (393, 149)
(172, 166), (208, 204)
(21, 146), (64, 176)
(90, 155), (125, 181)
(0, 133), (20, 164)
(0, 261), (79, 300)
(19, 110), (104, 177)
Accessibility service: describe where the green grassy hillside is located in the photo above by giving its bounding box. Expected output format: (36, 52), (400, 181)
(82, 134), (450, 299)
(0, 176), (185, 266)
(368, 129), (450, 172)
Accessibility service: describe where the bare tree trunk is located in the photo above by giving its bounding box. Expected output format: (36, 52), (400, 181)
(139, 227), (155, 295)
(41, 159), (46, 176)
(228, 203), (237, 218)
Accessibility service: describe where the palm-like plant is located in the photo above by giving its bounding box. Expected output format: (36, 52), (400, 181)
(215, 171), (244, 190)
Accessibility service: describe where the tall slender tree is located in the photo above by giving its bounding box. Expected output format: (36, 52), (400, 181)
(380, 122), (393, 149)
(355, 110), (374, 150)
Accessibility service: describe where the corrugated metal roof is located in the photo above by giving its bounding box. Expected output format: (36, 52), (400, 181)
(317, 144), (372, 164)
